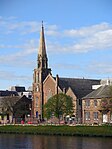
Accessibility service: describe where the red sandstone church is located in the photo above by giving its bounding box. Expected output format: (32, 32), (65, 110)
(32, 23), (100, 123)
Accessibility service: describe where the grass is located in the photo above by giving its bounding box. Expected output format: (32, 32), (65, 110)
(0, 125), (112, 137)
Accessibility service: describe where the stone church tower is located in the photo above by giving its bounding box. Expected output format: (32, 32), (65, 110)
(32, 22), (51, 120)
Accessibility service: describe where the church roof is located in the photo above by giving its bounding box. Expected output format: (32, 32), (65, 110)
(58, 77), (100, 99)
(82, 85), (112, 99)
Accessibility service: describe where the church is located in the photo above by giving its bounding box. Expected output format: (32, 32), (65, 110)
(32, 23), (100, 123)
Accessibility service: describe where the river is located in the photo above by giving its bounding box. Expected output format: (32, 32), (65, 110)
(0, 134), (112, 149)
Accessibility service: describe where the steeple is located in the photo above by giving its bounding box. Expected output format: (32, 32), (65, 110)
(32, 21), (51, 120)
(38, 21), (47, 57)
(37, 21), (48, 69)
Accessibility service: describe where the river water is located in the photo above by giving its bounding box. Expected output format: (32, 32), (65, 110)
(0, 134), (112, 149)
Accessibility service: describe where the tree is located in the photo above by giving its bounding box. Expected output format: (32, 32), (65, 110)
(1, 96), (20, 116)
(100, 85), (112, 111)
(44, 93), (74, 122)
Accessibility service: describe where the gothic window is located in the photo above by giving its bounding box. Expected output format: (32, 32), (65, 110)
(85, 112), (90, 120)
(94, 100), (97, 107)
(93, 112), (98, 120)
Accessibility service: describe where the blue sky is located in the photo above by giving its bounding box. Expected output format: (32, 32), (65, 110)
(0, 0), (112, 90)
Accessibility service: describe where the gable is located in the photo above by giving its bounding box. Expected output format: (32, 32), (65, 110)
(66, 87), (77, 100)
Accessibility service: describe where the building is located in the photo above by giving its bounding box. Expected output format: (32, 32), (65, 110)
(32, 23), (100, 122)
(14, 95), (32, 124)
(82, 85), (112, 125)
(0, 90), (32, 124)
(10, 86), (32, 99)
(0, 90), (19, 123)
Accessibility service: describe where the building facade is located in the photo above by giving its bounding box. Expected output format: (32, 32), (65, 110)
(82, 85), (112, 124)
(32, 23), (100, 122)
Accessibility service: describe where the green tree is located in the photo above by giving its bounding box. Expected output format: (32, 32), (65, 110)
(44, 93), (74, 122)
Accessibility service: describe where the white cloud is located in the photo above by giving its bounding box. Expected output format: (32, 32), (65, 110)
(0, 70), (31, 81)
(51, 63), (80, 70)
(64, 22), (112, 37)
(86, 62), (112, 75)
(47, 25), (112, 53)
(0, 39), (37, 67)
(0, 17), (112, 72)
(1, 17), (112, 53)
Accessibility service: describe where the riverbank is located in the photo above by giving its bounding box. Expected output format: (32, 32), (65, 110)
(0, 125), (112, 137)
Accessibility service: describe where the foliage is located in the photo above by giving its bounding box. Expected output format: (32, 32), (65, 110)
(44, 93), (74, 120)
(100, 97), (112, 111)
(100, 98), (108, 109)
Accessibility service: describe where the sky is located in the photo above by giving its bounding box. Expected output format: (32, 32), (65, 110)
(0, 0), (112, 90)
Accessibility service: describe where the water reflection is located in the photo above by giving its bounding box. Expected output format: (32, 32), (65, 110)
(0, 134), (112, 149)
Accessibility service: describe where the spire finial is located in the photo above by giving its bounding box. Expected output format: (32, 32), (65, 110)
(42, 20), (43, 28)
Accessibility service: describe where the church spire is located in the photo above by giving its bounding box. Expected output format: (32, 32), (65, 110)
(38, 21), (47, 57)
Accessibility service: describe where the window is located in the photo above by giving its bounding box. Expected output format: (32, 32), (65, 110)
(94, 100), (97, 107)
(85, 100), (90, 107)
(93, 112), (98, 120)
(85, 112), (90, 120)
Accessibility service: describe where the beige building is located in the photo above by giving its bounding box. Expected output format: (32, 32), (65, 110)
(82, 85), (112, 125)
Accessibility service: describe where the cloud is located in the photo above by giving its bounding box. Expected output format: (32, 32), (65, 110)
(0, 70), (31, 81)
(0, 39), (37, 68)
(64, 22), (111, 37)
(0, 16), (41, 34)
(47, 22), (112, 53)
(0, 17), (112, 88)
(51, 63), (80, 70)
(1, 17), (112, 54)
(86, 62), (112, 76)
(0, 17), (112, 73)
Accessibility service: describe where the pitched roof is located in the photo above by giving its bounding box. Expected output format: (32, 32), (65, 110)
(83, 85), (112, 99)
(58, 77), (100, 99)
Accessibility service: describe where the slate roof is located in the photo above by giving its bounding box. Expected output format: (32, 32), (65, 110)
(82, 85), (112, 99)
(57, 77), (100, 99)
(0, 90), (19, 96)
